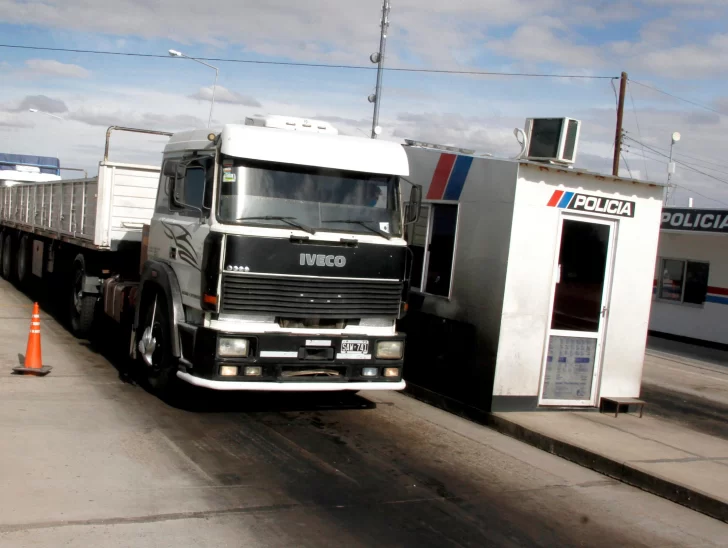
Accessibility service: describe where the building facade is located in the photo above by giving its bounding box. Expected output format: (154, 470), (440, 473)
(650, 208), (728, 347)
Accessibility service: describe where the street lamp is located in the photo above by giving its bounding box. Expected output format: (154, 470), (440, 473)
(28, 108), (63, 120)
(665, 131), (681, 205)
(169, 49), (218, 128)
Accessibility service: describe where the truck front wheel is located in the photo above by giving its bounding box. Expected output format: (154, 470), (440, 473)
(138, 293), (180, 399)
(69, 255), (96, 337)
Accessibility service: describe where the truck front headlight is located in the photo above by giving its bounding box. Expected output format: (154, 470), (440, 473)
(218, 337), (249, 357)
(376, 340), (403, 360)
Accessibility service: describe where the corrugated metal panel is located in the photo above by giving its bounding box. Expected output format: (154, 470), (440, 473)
(1, 163), (160, 250)
(83, 181), (98, 239)
(52, 184), (63, 231)
(62, 183), (73, 233)
(109, 167), (158, 239)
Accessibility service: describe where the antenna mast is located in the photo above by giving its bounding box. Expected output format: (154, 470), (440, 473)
(369, 0), (390, 139)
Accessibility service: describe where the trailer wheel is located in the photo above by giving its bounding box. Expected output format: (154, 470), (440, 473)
(1, 233), (14, 280)
(69, 255), (96, 337)
(16, 235), (30, 285)
(138, 293), (180, 399)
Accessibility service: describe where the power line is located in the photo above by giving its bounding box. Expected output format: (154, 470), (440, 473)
(629, 139), (728, 171)
(626, 145), (728, 204)
(670, 184), (728, 208)
(0, 43), (618, 78)
(668, 156), (728, 177)
(623, 134), (728, 171)
(627, 82), (649, 180)
(623, 146), (667, 165)
(610, 79), (619, 157)
(625, 135), (728, 187)
(620, 153), (634, 178)
(628, 79), (726, 117)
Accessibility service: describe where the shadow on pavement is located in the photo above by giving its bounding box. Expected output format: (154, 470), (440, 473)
(170, 386), (377, 414)
(25, 278), (378, 415)
(647, 335), (728, 369)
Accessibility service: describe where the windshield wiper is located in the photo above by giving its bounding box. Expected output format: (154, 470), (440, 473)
(322, 219), (392, 240)
(236, 215), (316, 235)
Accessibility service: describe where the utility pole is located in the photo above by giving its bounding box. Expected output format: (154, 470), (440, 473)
(665, 131), (681, 205)
(369, 0), (390, 139)
(612, 72), (628, 176)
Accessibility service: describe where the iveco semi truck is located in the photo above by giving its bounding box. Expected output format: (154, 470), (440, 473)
(0, 116), (421, 396)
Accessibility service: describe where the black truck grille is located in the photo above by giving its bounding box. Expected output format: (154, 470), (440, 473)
(221, 274), (403, 318)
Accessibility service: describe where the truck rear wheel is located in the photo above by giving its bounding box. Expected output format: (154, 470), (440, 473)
(1, 233), (14, 280)
(69, 255), (96, 337)
(138, 293), (180, 400)
(16, 235), (30, 285)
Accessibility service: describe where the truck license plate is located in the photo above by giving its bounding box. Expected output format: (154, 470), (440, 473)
(341, 340), (369, 354)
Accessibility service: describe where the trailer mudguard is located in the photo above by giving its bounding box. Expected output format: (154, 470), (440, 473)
(135, 260), (186, 357)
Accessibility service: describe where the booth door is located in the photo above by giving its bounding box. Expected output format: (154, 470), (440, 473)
(539, 216), (616, 407)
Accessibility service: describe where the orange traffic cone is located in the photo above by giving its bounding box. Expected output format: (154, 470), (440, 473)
(13, 303), (52, 376)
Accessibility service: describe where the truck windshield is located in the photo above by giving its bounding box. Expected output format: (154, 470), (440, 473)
(217, 158), (402, 238)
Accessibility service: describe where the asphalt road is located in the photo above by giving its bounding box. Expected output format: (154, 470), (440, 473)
(1, 279), (727, 547)
(642, 338), (728, 441)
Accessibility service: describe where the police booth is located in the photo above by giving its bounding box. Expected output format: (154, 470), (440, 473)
(650, 207), (728, 347)
(399, 118), (665, 412)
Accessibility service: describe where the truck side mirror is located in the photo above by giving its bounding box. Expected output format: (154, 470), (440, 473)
(405, 184), (422, 225)
(162, 160), (179, 178)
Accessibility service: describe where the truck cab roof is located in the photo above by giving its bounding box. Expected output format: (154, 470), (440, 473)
(165, 122), (409, 177)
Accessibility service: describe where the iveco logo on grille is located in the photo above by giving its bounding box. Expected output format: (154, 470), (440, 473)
(300, 253), (347, 267)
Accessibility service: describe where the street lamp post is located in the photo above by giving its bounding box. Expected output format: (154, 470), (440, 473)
(168, 49), (218, 128)
(665, 131), (680, 205)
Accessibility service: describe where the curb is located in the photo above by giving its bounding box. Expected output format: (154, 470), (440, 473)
(403, 383), (728, 524)
(488, 414), (728, 524)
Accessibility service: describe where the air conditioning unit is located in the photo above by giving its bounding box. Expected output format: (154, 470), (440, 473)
(524, 117), (581, 165)
(244, 115), (338, 135)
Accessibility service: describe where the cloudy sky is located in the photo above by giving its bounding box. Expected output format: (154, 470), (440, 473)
(2, 0), (728, 206)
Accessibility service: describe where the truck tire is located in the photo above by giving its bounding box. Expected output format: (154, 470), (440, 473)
(1, 233), (14, 280)
(16, 235), (30, 285)
(138, 293), (180, 400)
(69, 255), (96, 337)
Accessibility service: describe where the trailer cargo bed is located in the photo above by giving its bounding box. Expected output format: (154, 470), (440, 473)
(0, 161), (160, 250)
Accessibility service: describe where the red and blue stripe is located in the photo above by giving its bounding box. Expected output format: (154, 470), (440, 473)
(652, 280), (728, 305)
(547, 189), (575, 208)
(706, 286), (728, 305)
(425, 153), (473, 201)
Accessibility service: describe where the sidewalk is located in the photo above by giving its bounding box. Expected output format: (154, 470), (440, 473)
(491, 403), (728, 524)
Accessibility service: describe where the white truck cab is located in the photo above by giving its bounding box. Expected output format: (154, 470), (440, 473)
(137, 116), (421, 393)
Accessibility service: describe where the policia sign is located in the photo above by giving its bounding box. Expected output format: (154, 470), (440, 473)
(547, 190), (636, 218)
(661, 208), (728, 233)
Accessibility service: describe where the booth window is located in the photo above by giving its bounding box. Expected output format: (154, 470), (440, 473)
(406, 203), (459, 298)
(658, 258), (709, 305)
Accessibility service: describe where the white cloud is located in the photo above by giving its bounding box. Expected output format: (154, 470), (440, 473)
(12, 95), (69, 113)
(0, 0), (637, 71)
(627, 34), (728, 78)
(70, 106), (205, 130)
(0, 112), (34, 128)
(24, 59), (91, 78)
(488, 21), (601, 68)
(191, 86), (261, 107)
